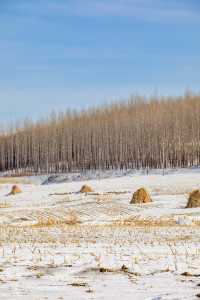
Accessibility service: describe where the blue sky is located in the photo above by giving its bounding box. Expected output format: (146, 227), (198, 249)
(0, 0), (200, 123)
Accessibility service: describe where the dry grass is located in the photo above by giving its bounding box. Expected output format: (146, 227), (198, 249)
(0, 177), (31, 184)
(114, 216), (176, 227)
(96, 193), (113, 202)
(33, 210), (80, 227)
(0, 202), (11, 208)
(68, 282), (88, 287)
(65, 210), (80, 225)
(0, 219), (198, 245)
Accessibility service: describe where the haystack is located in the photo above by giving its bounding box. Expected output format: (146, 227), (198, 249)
(80, 185), (94, 193)
(186, 190), (200, 208)
(9, 185), (22, 195)
(130, 187), (152, 204)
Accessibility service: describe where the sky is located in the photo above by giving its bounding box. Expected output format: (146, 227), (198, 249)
(0, 0), (200, 123)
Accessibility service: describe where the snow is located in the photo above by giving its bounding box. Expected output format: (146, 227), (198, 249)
(0, 169), (200, 299)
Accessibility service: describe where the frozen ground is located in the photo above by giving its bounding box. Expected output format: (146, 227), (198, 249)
(0, 169), (200, 299)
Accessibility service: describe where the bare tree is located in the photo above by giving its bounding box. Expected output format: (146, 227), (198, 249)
(0, 93), (200, 174)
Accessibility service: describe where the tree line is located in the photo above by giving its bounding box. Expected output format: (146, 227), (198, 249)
(0, 93), (200, 174)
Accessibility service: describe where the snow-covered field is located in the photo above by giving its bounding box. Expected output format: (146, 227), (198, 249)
(0, 169), (200, 299)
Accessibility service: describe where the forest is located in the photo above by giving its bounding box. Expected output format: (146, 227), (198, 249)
(0, 93), (200, 174)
